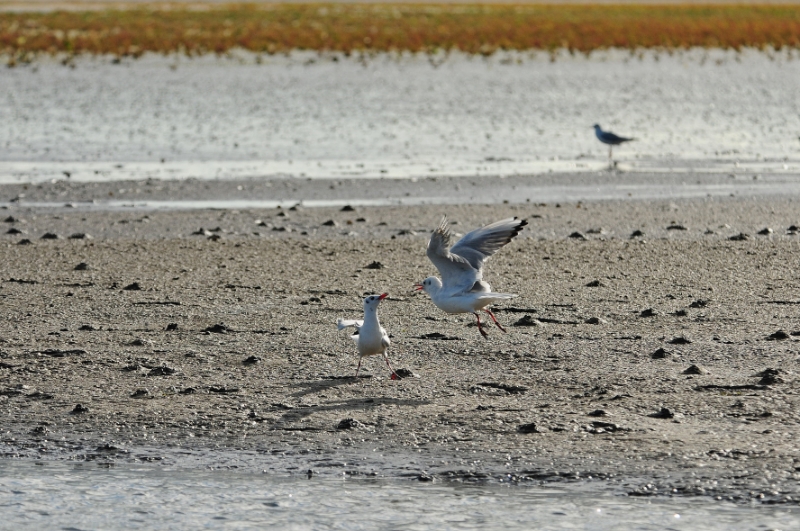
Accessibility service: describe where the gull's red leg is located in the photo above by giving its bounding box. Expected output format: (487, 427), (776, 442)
(383, 354), (399, 380)
(355, 357), (363, 378)
(473, 312), (489, 339)
(484, 309), (507, 333)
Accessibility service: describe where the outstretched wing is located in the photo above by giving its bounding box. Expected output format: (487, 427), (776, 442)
(426, 217), (478, 290)
(337, 318), (363, 331)
(450, 217), (527, 273)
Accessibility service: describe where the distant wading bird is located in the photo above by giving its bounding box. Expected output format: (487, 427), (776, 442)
(593, 124), (634, 167)
(414, 217), (527, 338)
(337, 293), (398, 379)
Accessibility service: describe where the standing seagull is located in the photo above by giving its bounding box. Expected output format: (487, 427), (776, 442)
(593, 124), (634, 167)
(414, 217), (527, 339)
(337, 293), (398, 379)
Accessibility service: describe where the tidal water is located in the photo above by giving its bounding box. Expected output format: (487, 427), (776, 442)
(1, 460), (798, 531)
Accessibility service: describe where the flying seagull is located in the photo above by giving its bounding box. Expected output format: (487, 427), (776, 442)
(415, 217), (527, 338)
(593, 124), (634, 166)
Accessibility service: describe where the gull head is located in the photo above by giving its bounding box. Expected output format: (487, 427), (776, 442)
(363, 293), (388, 311)
(592, 124), (601, 131)
(414, 277), (442, 294)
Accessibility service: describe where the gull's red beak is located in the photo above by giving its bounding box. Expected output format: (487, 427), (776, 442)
(379, 293), (389, 300)
(413, 283), (423, 292)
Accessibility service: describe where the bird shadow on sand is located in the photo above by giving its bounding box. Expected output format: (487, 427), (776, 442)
(287, 375), (405, 399)
(274, 396), (431, 424)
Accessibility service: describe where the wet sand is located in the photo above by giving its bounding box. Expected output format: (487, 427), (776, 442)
(2, 176), (800, 504)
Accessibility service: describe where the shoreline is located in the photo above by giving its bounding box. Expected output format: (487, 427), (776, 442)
(2, 185), (800, 504)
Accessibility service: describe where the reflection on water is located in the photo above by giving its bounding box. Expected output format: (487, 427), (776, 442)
(0, 461), (797, 531)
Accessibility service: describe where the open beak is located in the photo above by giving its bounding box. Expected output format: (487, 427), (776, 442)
(413, 283), (423, 292)
(379, 293), (389, 300)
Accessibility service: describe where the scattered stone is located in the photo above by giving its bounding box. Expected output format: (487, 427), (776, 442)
(40, 232), (60, 239)
(766, 330), (790, 341)
(365, 261), (384, 270)
(650, 407), (675, 419)
(683, 364), (707, 375)
(130, 388), (150, 398)
(209, 386), (239, 394)
(587, 409), (608, 417)
(729, 232), (751, 241)
(476, 382), (528, 394)
(69, 233), (92, 240)
(356, 217), (367, 222)
(74, 262), (90, 271)
(165, 323), (178, 331)
(586, 227), (606, 235)
(672, 309), (688, 316)
(630, 229), (645, 239)
(147, 366), (176, 376)
(666, 224), (688, 231)
(417, 473), (434, 482)
(397, 229), (416, 236)
(394, 368), (419, 379)
(668, 336), (692, 345)
(513, 315), (540, 327)
(179, 387), (196, 395)
(122, 363), (142, 372)
(689, 299), (708, 308)
(336, 418), (362, 430)
(640, 308), (659, 317)
(757, 227), (773, 235)
(3, 216), (19, 223)
(123, 282), (142, 291)
(322, 220), (337, 226)
(585, 280), (604, 287)
(517, 422), (540, 434)
(17, 239), (32, 245)
(6, 227), (23, 234)
(416, 332), (461, 340)
(340, 205), (356, 212)
(208, 234), (222, 241)
(204, 324), (231, 334)
(39, 348), (86, 357)
(272, 226), (291, 232)
(192, 228), (213, 236)
(568, 231), (587, 240)
(587, 421), (625, 433)
(243, 355), (262, 365)
(651, 348), (670, 359)
(78, 324), (98, 331)
(71, 404), (89, 414)
(755, 368), (785, 385)
(585, 317), (607, 325)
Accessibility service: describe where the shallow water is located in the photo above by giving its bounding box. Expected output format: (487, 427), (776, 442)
(1, 49), (799, 185)
(1, 461), (798, 531)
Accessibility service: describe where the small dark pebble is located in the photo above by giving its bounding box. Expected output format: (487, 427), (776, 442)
(587, 409), (608, 417)
(757, 228), (773, 235)
(179, 387), (196, 395)
(123, 282), (142, 291)
(650, 408), (675, 419)
(147, 366), (176, 376)
(651, 348), (670, 359)
(755, 368), (785, 385)
(683, 364), (707, 375)
(69, 233), (91, 240)
(689, 299), (708, 308)
(130, 388), (150, 398)
(394, 368), (419, 379)
(517, 423), (540, 434)
(165, 323), (178, 331)
(417, 473), (434, 482)
(729, 233), (751, 241)
(243, 355), (262, 365)
(78, 324), (98, 331)
(17, 239), (32, 245)
(673, 309), (688, 316)
(209, 386), (239, 394)
(336, 418), (362, 430)
(204, 324), (230, 334)
(630, 229), (645, 239)
(568, 231), (587, 240)
(513, 315), (540, 327)
(6, 227), (23, 234)
(585, 317), (606, 325)
(322, 220), (337, 226)
(365, 261), (384, 270)
(74, 262), (90, 271)
(40, 232), (60, 239)
(766, 330), (790, 341)
(666, 224), (688, 231)
(340, 205), (356, 212)
(585, 280), (603, 287)
(640, 308), (659, 317)
(71, 404), (89, 414)
(3, 216), (19, 223)
(355, 217), (367, 222)
(668, 336), (692, 345)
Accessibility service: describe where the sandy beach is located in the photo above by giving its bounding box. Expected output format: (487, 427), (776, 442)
(2, 175), (800, 504)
